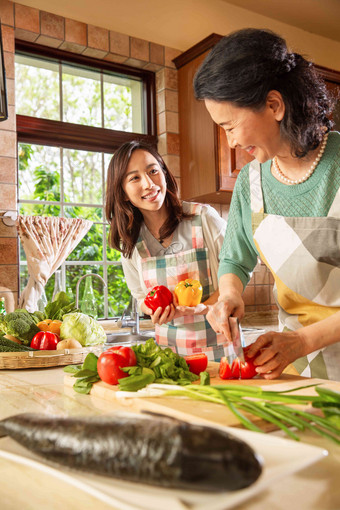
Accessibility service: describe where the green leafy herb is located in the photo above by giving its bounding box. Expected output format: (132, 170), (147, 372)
(63, 353), (100, 394)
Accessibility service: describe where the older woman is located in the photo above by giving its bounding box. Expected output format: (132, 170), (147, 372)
(194, 28), (340, 380)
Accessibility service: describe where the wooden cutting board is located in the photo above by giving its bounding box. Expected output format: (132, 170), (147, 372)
(64, 362), (340, 431)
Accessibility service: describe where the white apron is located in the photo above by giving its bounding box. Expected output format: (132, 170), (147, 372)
(250, 160), (340, 380)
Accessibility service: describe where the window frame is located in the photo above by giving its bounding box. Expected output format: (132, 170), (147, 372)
(15, 39), (158, 318)
(15, 39), (157, 151)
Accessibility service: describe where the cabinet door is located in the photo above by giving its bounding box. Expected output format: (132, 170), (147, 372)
(178, 50), (253, 203)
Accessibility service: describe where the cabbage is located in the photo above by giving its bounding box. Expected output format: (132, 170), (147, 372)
(60, 312), (106, 346)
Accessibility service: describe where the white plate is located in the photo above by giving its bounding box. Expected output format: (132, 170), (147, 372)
(0, 425), (327, 510)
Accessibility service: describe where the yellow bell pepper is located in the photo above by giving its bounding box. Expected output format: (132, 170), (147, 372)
(174, 279), (203, 307)
(37, 319), (62, 336)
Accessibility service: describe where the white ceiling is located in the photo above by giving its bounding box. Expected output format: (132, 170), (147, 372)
(222, 0), (340, 42)
(14, 0), (340, 51)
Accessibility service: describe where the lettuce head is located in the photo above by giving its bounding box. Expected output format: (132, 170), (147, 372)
(60, 312), (106, 346)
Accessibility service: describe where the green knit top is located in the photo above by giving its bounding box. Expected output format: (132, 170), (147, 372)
(218, 131), (340, 288)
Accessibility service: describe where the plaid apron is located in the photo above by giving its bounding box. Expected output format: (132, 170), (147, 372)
(250, 160), (340, 380)
(136, 203), (230, 361)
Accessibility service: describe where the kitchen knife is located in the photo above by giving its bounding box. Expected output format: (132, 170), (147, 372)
(229, 316), (245, 363)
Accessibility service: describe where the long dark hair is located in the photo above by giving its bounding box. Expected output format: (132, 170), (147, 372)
(105, 141), (192, 258)
(194, 28), (334, 158)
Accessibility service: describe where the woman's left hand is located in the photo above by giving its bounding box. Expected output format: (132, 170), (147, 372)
(245, 330), (305, 379)
(149, 304), (177, 325)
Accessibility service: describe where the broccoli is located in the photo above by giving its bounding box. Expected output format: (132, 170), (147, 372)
(0, 309), (40, 345)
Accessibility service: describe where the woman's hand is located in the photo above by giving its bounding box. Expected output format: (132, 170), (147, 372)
(206, 289), (244, 341)
(245, 330), (306, 379)
(141, 300), (177, 326)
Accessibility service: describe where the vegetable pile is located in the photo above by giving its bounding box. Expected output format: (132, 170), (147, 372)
(65, 339), (201, 394)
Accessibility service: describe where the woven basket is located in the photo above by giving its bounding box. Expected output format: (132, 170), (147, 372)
(0, 345), (104, 370)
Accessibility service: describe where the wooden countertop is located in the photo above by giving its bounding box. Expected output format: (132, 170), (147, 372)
(1, 362), (339, 510)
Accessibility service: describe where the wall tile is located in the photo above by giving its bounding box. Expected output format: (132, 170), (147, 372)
(157, 111), (166, 134)
(157, 133), (167, 156)
(59, 41), (85, 54)
(0, 104), (15, 131)
(130, 36), (149, 61)
(255, 285), (270, 305)
(150, 42), (164, 66)
(15, 27), (39, 43)
(0, 0), (14, 26)
(41, 11), (64, 39)
(82, 47), (108, 59)
(0, 156), (16, 184)
(4, 51), (14, 79)
(87, 24), (109, 52)
(5, 78), (14, 106)
(2, 25), (14, 53)
(64, 18), (87, 46)
(243, 285), (255, 306)
(0, 130), (16, 158)
(164, 89), (178, 112)
(0, 183), (16, 210)
(109, 30), (129, 57)
(104, 53), (128, 64)
(156, 90), (165, 114)
(124, 57), (147, 68)
(0, 265), (18, 292)
(254, 264), (269, 285)
(164, 46), (181, 68)
(0, 237), (17, 265)
(35, 35), (62, 48)
(15, 4), (40, 33)
(162, 154), (180, 177)
(144, 62), (162, 72)
(166, 133), (180, 155)
(0, 213), (17, 236)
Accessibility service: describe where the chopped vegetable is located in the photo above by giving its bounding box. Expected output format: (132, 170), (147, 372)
(219, 356), (257, 380)
(185, 353), (208, 375)
(30, 331), (59, 350)
(144, 285), (173, 312)
(97, 346), (137, 385)
(0, 334), (37, 352)
(0, 309), (40, 345)
(60, 312), (106, 346)
(174, 279), (202, 306)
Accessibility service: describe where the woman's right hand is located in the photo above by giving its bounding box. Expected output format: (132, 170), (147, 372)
(206, 289), (244, 341)
(141, 301), (176, 326)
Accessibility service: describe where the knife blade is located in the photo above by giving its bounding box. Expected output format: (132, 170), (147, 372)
(229, 316), (245, 363)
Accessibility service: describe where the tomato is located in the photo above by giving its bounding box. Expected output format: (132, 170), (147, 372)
(144, 285), (173, 312)
(185, 353), (208, 375)
(219, 356), (257, 380)
(30, 331), (59, 350)
(219, 357), (233, 379)
(105, 345), (137, 366)
(97, 346), (136, 385)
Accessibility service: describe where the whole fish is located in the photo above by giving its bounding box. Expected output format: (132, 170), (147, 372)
(0, 412), (262, 492)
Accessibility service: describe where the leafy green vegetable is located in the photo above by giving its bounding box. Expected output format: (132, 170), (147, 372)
(44, 291), (79, 321)
(117, 339), (199, 391)
(63, 353), (100, 394)
(0, 309), (40, 345)
(60, 312), (106, 346)
(160, 384), (340, 444)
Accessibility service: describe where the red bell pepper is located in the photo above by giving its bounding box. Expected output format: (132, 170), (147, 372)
(97, 345), (137, 385)
(144, 285), (173, 312)
(185, 353), (208, 375)
(30, 331), (59, 350)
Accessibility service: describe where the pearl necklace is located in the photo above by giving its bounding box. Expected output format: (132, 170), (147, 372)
(273, 133), (328, 185)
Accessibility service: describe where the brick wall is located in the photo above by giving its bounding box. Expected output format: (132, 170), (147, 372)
(0, 0), (275, 313)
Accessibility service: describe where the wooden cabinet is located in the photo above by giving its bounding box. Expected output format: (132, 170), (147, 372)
(174, 35), (340, 205)
(173, 34), (253, 204)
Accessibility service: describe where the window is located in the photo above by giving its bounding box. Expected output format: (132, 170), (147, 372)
(15, 41), (157, 318)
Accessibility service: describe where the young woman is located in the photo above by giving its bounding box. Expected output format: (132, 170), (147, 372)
(105, 141), (227, 360)
(194, 28), (340, 380)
